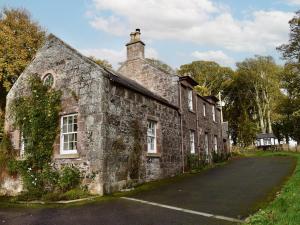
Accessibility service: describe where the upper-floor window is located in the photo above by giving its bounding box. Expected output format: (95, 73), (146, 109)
(212, 105), (216, 122)
(214, 136), (218, 153)
(190, 130), (195, 154)
(60, 114), (78, 155)
(147, 120), (157, 153)
(203, 103), (206, 117)
(43, 73), (54, 87)
(188, 89), (193, 111)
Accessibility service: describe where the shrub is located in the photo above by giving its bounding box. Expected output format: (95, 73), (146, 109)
(58, 166), (81, 192)
(212, 151), (231, 163)
(187, 154), (207, 171)
(60, 188), (90, 200)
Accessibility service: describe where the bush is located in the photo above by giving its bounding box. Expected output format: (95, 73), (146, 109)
(212, 151), (231, 163)
(187, 154), (207, 171)
(58, 166), (81, 192)
(41, 188), (90, 201)
(60, 188), (90, 200)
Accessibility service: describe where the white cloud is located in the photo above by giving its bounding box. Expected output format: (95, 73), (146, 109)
(88, 0), (293, 53)
(192, 50), (235, 67)
(284, 0), (300, 5)
(80, 47), (159, 69)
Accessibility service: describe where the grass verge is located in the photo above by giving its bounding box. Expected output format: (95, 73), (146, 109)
(245, 151), (300, 225)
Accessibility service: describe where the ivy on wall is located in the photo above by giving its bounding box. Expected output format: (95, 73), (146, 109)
(9, 74), (62, 195)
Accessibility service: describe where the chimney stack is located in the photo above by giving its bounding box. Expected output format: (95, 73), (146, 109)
(126, 28), (145, 60)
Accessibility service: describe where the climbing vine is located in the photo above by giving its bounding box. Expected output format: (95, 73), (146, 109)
(10, 74), (61, 195)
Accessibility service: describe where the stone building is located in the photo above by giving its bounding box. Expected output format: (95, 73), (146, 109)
(2, 29), (228, 196)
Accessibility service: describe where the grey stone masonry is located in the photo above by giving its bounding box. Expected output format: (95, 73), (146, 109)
(2, 30), (228, 196)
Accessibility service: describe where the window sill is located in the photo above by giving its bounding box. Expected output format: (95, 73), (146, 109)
(55, 153), (80, 159)
(146, 153), (161, 158)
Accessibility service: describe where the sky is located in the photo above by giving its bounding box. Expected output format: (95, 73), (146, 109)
(0, 0), (299, 70)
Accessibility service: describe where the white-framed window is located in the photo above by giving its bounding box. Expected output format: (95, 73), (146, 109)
(188, 89), (193, 111)
(60, 114), (78, 154)
(214, 136), (218, 153)
(212, 105), (216, 122)
(190, 130), (195, 154)
(203, 103), (206, 117)
(20, 133), (25, 158)
(204, 133), (209, 155)
(147, 120), (157, 153)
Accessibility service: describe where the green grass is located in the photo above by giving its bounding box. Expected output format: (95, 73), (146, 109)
(245, 151), (300, 225)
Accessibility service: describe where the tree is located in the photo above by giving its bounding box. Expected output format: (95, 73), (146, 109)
(223, 72), (258, 146)
(88, 56), (112, 69)
(235, 56), (281, 134)
(274, 63), (300, 145)
(277, 10), (300, 62)
(276, 10), (300, 146)
(146, 58), (175, 74)
(0, 8), (45, 114)
(178, 61), (233, 96)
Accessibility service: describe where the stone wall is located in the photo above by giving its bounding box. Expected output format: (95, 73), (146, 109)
(118, 59), (179, 106)
(179, 83), (224, 167)
(4, 35), (108, 195)
(101, 79), (181, 193)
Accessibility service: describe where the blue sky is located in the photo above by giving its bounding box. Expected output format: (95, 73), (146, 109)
(0, 0), (299, 69)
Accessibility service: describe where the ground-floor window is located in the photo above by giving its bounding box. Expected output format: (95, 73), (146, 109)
(60, 114), (78, 154)
(204, 133), (209, 155)
(214, 135), (218, 153)
(20, 133), (25, 158)
(190, 130), (195, 154)
(147, 120), (157, 153)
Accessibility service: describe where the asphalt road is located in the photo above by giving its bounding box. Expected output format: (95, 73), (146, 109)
(0, 156), (296, 225)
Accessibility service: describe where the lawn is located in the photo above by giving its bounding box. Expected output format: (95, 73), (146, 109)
(245, 151), (300, 225)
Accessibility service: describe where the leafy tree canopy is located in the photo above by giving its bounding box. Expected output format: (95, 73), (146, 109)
(0, 8), (45, 112)
(277, 10), (300, 62)
(178, 61), (234, 96)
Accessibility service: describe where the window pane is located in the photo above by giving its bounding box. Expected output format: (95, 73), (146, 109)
(63, 134), (69, 143)
(63, 124), (68, 133)
(64, 142), (68, 151)
(68, 124), (73, 133)
(63, 117), (67, 126)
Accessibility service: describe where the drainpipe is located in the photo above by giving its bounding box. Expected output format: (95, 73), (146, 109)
(178, 81), (184, 173)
